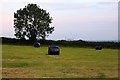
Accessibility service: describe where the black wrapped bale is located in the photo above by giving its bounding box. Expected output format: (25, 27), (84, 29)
(48, 46), (60, 55)
(96, 45), (102, 50)
(34, 42), (40, 47)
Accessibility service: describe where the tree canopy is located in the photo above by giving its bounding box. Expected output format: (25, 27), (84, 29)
(14, 3), (54, 41)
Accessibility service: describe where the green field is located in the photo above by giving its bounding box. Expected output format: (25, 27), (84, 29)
(2, 45), (118, 78)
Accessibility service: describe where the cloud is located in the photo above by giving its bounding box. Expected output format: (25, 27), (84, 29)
(38, 1), (118, 12)
(39, 2), (99, 12)
(97, 1), (117, 5)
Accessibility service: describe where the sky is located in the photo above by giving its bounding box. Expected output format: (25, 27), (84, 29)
(0, 0), (119, 41)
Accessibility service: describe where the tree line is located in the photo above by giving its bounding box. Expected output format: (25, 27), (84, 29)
(1, 37), (119, 49)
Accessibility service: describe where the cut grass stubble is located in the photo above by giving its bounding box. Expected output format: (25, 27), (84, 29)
(2, 45), (118, 78)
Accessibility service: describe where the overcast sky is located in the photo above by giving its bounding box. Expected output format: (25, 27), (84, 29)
(0, 0), (119, 41)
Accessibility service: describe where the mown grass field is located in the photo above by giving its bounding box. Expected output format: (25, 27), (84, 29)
(2, 45), (118, 78)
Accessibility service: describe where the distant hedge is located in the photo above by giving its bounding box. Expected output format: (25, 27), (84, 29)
(1, 37), (120, 49)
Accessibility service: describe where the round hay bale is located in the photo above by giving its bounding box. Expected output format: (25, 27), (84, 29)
(96, 45), (102, 50)
(34, 42), (40, 47)
(48, 46), (60, 55)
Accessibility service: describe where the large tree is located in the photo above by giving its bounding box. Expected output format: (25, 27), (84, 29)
(14, 4), (54, 41)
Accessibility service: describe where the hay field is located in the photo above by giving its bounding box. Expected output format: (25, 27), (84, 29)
(2, 45), (118, 78)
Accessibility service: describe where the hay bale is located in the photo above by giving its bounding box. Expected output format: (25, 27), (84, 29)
(96, 45), (102, 50)
(48, 46), (60, 55)
(34, 42), (40, 47)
